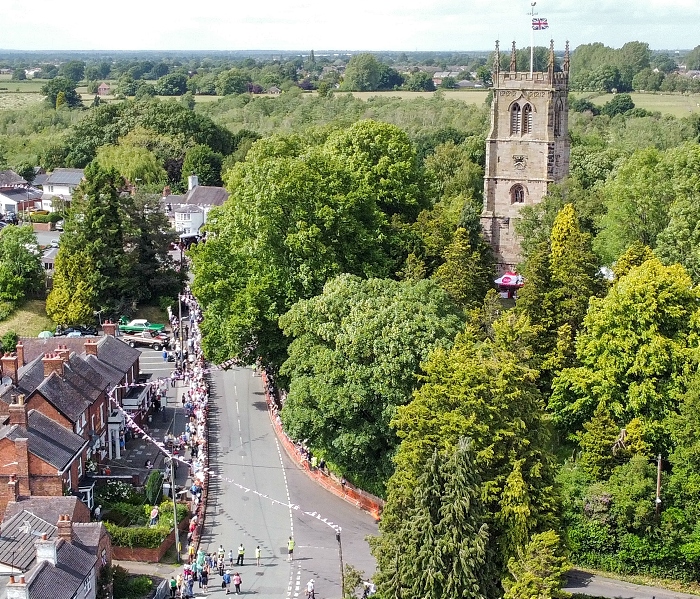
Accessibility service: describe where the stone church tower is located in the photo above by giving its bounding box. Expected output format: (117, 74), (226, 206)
(482, 40), (570, 271)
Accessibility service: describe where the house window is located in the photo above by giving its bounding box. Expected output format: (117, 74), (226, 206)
(511, 185), (525, 204)
(510, 103), (521, 135)
(78, 456), (83, 477)
(100, 404), (105, 429)
(84, 575), (92, 594)
(522, 104), (533, 133)
(66, 470), (72, 492)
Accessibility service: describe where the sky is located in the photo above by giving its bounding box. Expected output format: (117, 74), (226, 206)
(2, 0), (698, 53)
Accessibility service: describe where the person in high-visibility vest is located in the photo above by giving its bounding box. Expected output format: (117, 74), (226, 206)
(287, 536), (295, 561)
(236, 543), (245, 566)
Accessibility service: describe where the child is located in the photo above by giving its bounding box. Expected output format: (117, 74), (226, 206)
(228, 548), (234, 566)
(255, 545), (261, 567)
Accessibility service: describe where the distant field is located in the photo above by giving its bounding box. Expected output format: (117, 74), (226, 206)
(0, 74), (46, 93)
(0, 93), (44, 110)
(587, 92), (700, 118)
(335, 89), (491, 105)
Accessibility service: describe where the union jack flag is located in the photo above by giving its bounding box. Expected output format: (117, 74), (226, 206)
(532, 17), (549, 30)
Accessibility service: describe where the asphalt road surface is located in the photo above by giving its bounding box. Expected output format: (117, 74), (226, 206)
(196, 366), (378, 599)
(564, 570), (700, 599)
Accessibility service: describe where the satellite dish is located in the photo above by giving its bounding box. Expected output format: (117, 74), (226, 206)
(1, 377), (12, 386)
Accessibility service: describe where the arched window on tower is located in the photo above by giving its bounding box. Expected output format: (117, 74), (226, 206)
(510, 103), (521, 135)
(522, 104), (533, 133)
(511, 184), (525, 204)
(554, 98), (563, 136)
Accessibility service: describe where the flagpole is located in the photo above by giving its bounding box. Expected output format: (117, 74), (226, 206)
(530, 2), (536, 77)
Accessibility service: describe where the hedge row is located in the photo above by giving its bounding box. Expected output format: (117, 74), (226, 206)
(104, 522), (170, 549)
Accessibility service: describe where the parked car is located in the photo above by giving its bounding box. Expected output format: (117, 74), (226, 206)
(121, 331), (168, 351)
(118, 318), (167, 334)
(55, 220), (64, 231)
(50, 239), (59, 248)
(55, 324), (99, 337)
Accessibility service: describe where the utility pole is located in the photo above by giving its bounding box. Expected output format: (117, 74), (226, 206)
(170, 457), (180, 563)
(655, 453), (662, 517)
(178, 293), (184, 370)
(336, 529), (344, 597)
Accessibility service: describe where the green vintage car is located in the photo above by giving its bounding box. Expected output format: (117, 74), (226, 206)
(118, 317), (167, 335)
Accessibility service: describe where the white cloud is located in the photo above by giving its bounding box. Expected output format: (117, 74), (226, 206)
(0, 0), (697, 51)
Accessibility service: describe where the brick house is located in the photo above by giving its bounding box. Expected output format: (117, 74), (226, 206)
(0, 505), (109, 599)
(0, 402), (87, 514)
(0, 327), (142, 510)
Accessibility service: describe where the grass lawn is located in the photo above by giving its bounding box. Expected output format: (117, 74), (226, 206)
(586, 92), (700, 118)
(0, 300), (54, 338)
(133, 305), (169, 326)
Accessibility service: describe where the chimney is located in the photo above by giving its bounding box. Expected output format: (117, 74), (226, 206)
(35, 534), (58, 566)
(8, 394), (27, 427)
(6, 574), (29, 599)
(102, 321), (117, 337)
(15, 342), (24, 367)
(7, 473), (19, 502)
(42, 353), (64, 378)
(1, 352), (18, 385)
(57, 514), (73, 543)
(56, 344), (70, 362)
(188, 174), (199, 191)
(84, 339), (99, 357)
(163, 185), (171, 198)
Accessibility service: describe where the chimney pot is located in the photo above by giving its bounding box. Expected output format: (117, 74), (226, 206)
(16, 342), (24, 367)
(20, 576), (25, 583)
(9, 575), (14, 583)
(42, 352), (64, 378)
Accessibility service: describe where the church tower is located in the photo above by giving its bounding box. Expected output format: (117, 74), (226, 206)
(482, 40), (570, 271)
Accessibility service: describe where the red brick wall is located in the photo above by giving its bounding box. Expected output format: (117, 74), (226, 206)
(27, 392), (72, 430)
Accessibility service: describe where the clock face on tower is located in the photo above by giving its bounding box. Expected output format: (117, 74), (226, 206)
(513, 155), (527, 170)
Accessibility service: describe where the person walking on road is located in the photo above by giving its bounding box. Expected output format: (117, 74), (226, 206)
(169, 576), (177, 599)
(232, 572), (242, 595)
(223, 571), (231, 594)
(200, 566), (209, 593)
(228, 548), (234, 567)
(287, 536), (295, 561)
(236, 543), (245, 566)
(305, 579), (315, 599)
(255, 545), (261, 567)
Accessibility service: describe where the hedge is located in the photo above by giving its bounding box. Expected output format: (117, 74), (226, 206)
(104, 522), (171, 549)
(30, 212), (62, 223)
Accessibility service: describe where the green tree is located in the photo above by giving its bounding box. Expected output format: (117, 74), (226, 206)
(40, 77), (83, 109)
(216, 68), (251, 95)
(601, 93), (635, 117)
(342, 53), (381, 91)
(375, 439), (492, 599)
(279, 275), (463, 491)
(380, 311), (558, 582)
(550, 258), (700, 435)
(594, 147), (674, 264)
(47, 163), (132, 321)
(404, 71), (436, 92)
(517, 204), (603, 378)
(154, 72), (188, 96)
(0, 225), (43, 302)
(59, 60), (86, 83)
(190, 121), (428, 370)
(181, 144), (223, 187)
(503, 530), (571, 599)
(578, 401), (621, 479)
(95, 145), (167, 186)
(432, 227), (493, 309)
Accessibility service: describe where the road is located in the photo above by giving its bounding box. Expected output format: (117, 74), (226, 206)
(564, 570), (700, 599)
(196, 366), (377, 599)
